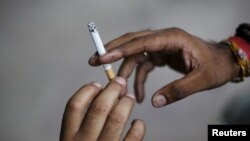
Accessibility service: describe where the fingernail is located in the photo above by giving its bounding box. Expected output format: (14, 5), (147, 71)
(91, 81), (102, 88)
(126, 93), (135, 100)
(114, 77), (126, 86)
(154, 95), (167, 108)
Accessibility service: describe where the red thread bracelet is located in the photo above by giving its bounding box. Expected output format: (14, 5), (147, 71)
(229, 37), (250, 60)
(228, 36), (250, 81)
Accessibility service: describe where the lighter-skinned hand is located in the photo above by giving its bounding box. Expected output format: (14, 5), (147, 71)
(60, 77), (146, 141)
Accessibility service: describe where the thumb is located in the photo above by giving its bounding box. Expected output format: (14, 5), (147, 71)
(152, 70), (213, 108)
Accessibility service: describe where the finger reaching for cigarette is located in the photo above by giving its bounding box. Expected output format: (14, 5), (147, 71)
(88, 21), (116, 80)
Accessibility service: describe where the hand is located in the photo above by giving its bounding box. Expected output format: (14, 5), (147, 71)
(89, 28), (240, 108)
(60, 77), (146, 141)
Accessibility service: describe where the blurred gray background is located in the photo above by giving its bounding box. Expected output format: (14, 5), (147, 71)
(1, 0), (250, 141)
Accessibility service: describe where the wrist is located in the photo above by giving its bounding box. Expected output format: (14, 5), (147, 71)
(224, 23), (250, 82)
(229, 37), (250, 78)
(216, 42), (241, 81)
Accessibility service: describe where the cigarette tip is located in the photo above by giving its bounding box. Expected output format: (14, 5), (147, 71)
(88, 21), (96, 32)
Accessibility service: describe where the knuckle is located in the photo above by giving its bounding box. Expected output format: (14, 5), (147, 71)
(67, 98), (83, 112)
(66, 84), (93, 112)
(91, 102), (109, 115)
(109, 111), (126, 124)
(164, 27), (187, 38)
(169, 83), (185, 100)
(131, 36), (147, 51)
(127, 130), (142, 141)
(169, 27), (184, 33)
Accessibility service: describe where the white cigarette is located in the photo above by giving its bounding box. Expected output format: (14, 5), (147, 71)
(88, 21), (116, 80)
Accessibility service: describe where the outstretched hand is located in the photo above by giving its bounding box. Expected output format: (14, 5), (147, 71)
(89, 28), (240, 108)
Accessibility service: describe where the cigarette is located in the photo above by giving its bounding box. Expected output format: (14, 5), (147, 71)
(88, 21), (116, 80)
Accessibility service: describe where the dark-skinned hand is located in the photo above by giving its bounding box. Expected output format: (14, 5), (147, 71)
(89, 28), (240, 108)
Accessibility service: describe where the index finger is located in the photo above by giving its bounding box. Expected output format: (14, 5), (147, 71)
(99, 28), (183, 64)
(89, 30), (154, 66)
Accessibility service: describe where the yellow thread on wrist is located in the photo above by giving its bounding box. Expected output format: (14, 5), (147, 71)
(227, 40), (250, 82)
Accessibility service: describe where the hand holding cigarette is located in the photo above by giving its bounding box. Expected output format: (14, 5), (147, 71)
(89, 27), (240, 108)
